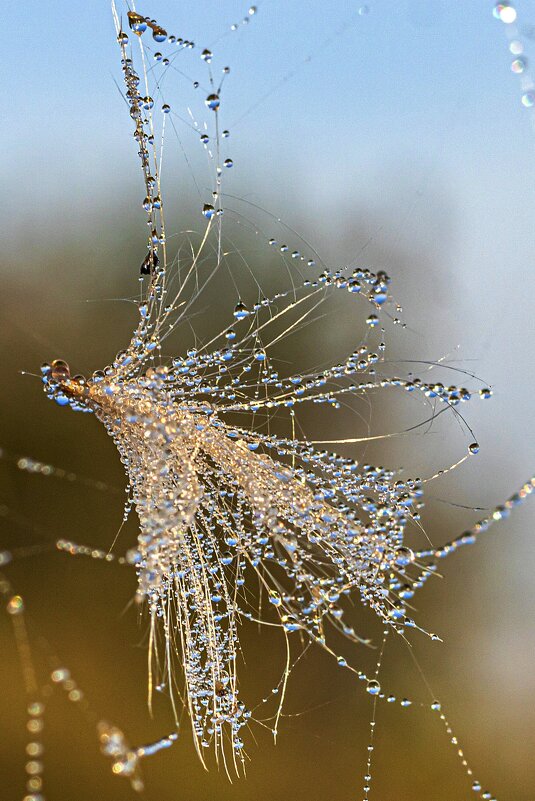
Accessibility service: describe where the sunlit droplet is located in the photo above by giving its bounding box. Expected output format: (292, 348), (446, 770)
(493, 3), (517, 24)
(205, 94), (220, 111)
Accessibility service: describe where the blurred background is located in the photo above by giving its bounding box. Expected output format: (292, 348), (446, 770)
(1, 1), (535, 799)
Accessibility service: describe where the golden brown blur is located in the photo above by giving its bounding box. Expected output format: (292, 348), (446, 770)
(2, 2), (535, 800)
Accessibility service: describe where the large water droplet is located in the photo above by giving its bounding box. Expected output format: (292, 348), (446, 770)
(205, 94), (220, 111)
(493, 3), (517, 24)
(127, 12), (147, 35)
(366, 679), (381, 695)
(152, 26), (167, 43)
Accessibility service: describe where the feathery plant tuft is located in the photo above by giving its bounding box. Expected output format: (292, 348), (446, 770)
(2, 3), (534, 800)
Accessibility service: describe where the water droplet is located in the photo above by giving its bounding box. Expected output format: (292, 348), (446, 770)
(521, 91), (535, 108)
(479, 387), (492, 399)
(233, 301), (249, 320)
(7, 595), (24, 615)
(222, 129), (230, 138)
(511, 56), (527, 74)
(140, 250), (159, 275)
(366, 314), (379, 327)
(366, 679), (381, 695)
(162, 104), (171, 114)
(493, 3), (517, 24)
(127, 12), (147, 35)
(510, 39), (523, 55)
(248, 6), (257, 15)
(358, 5), (370, 15)
(394, 546), (414, 566)
(201, 49), (213, 63)
(224, 158), (234, 168)
(152, 26), (167, 43)
(469, 442), (480, 455)
(269, 590), (282, 606)
(205, 94), (220, 111)
(202, 204), (215, 219)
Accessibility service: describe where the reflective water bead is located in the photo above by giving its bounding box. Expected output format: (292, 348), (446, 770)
(511, 57), (527, 74)
(201, 49), (213, 63)
(7, 595), (24, 615)
(202, 204), (215, 219)
(510, 40), (523, 55)
(366, 679), (381, 696)
(224, 158), (233, 168)
(152, 27), (167, 43)
(521, 92), (535, 108)
(269, 591), (282, 606)
(205, 94), (220, 111)
(493, 3), (517, 23)
(127, 12), (147, 34)
(233, 301), (249, 320)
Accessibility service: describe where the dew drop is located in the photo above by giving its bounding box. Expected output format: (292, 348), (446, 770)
(152, 26), (167, 43)
(511, 56), (527, 74)
(493, 3), (517, 24)
(205, 94), (220, 111)
(521, 91), (535, 108)
(510, 39), (523, 55)
(469, 442), (480, 455)
(224, 158), (234, 168)
(127, 12), (147, 35)
(202, 204), (215, 219)
(7, 595), (24, 615)
(233, 301), (249, 320)
(366, 679), (381, 695)
(201, 49), (213, 63)
(269, 590), (282, 606)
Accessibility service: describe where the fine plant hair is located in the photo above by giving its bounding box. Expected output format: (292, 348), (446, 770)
(2, 3), (534, 801)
